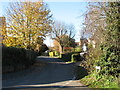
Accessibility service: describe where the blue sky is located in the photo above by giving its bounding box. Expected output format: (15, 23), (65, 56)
(0, 1), (88, 46)
(45, 2), (88, 46)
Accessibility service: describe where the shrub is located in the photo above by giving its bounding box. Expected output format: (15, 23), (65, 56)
(80, 72), (119, 88)
(61, 52), (73, 62)
(49, 51), (60, 57)
(39, 44), (49, 52)
(54, 51), (60, 56)
(49, 52), (54, 57)
(2, 46), (37, 73)
(26, 50), (37, 66)
(63, 47), (73, 53)
(75, 47), (82, 52)
(71, 53), (83, 62)
(80, 44), (102, 73)
(96, 45), (120, 77)
(61, 52), (81, 62)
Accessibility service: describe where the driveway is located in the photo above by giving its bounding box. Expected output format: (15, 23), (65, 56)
(2, 56), (87, 89)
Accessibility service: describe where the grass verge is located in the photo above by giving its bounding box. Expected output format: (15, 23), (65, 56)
(80, 72), (120, 88)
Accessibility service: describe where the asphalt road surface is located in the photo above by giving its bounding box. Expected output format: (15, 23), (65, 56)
(2, 56), (88, 89)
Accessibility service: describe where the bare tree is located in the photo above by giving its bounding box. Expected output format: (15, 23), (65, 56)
(51, 21), (75, 53)
(83, 2), (106, 47)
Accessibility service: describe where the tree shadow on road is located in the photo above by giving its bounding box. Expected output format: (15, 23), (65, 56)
(2, 56), (88, 89)
(2, 85), (88, 89)
(75, 66), (88, 80)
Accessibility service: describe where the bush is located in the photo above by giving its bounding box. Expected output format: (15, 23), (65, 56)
(49, 51), (60, 57)
(75, 47), (82, 52)
(80, 44), (102, 73)
(61, 52), (73, 62)
(63, 47), (82, 53)
(96, 45), (120, 77)
(49, 52), (54, 57)
(54, 51), (60, 56)
(2, 46), (37, 73)
(63, 47), (73, 53)
(80, 72), (119, 88)
(61, 52), (81, 62)
(71, 53), (83, 62)
(26, 50), (37, 66)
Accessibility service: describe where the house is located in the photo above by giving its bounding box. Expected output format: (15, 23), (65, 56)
(75, 42), (80, 46)
(53, 39), (62, 53)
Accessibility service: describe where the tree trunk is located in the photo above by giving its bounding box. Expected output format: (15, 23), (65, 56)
(60, 45), (64, 53)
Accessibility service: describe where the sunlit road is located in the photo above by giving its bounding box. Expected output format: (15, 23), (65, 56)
(2, 56), (87, 89)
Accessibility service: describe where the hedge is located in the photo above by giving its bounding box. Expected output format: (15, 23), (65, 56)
(71, 53), (83, 62)
(54, 51), (60, 56)
(49, 51), (60, 57)
(61, 52), (81, 62)
(2, 46), (37, 73)
(49, 52), (54, 57)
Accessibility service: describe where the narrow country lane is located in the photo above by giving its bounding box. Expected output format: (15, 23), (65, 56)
(2, 56), (87, 89)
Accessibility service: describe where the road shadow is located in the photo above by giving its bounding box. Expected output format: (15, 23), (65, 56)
(3, 57), (74, 86)
(75, 66), (88, 80)
(2, 85), (88, 90)
(2, 56), (87, 89)
(37, 56), (65, 63)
